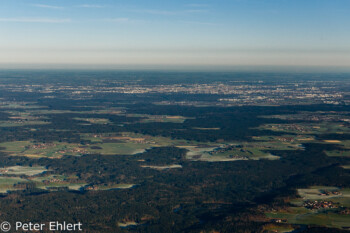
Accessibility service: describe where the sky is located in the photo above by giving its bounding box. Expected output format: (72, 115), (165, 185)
(0, 0), (349, 69)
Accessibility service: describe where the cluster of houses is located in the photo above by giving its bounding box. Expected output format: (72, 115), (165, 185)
(208, 144), (252, 160)
(42, 178), (65, 185)
(27, 143), (89, 156)
(85, 185), (100, 191)
(270, 124), (309, 133)
(277, 136), (295, 143)
(60, 148), (87, 154)
(210, 144), (244, 155)
(0, 168), (10, 173)
(93, 134), (151, 144)
(302, 114), (346, 122)
(319, 189), (341, 196)
(270, 218), (287, 223)
(29, 143), (56, 149)
(303, 200), (336, 210)
(338, 208), (350, 215)
(112, 136), (150, 144)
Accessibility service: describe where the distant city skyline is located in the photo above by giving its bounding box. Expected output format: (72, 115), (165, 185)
(0, 0), (349, 69)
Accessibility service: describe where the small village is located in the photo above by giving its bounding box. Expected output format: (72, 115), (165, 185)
(318, 189), (342, 196)
(26, 142), (89, 156)
(85, 185), (100, 191)
(42, 178), (66, 185)
(27, 143), (56, 150)
(303, 200), (337, 210)
(0, 168), (9, 173)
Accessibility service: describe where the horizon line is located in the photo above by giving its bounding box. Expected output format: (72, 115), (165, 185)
(0, 64), (350, 73)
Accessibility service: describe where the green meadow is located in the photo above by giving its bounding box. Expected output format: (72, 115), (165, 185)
(0, 166), (47, 176)
(74, 117), (111, 125)
(0, 177), (29, 193)
(86, 183), (136, 191)
(323, 140), (350, 157)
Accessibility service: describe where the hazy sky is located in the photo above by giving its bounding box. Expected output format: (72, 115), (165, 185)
(0, 0), (349, 68)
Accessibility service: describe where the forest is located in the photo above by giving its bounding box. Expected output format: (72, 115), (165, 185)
(0, 71), (349, 232)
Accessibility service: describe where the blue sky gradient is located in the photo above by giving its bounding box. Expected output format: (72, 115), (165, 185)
(0, 0), (349, 68)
